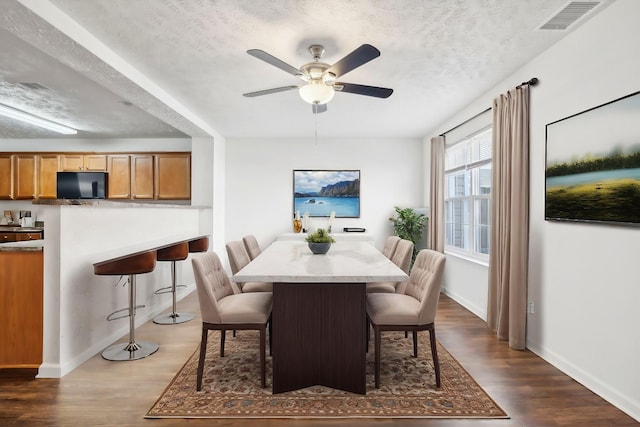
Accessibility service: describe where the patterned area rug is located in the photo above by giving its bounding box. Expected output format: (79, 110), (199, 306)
(146, 330), (508, 419)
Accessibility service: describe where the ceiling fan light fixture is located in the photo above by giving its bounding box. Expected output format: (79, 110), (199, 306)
(322, 72), (336, 85)
(299, 81), (335, 105)
(0, 103), (77, 134)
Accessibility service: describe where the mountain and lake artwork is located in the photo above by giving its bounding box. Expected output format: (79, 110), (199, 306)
(545, 91), (640, 226)
(293, 170), (360, 217)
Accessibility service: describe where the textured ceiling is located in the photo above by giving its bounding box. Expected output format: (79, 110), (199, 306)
(0, 0), (610, 140)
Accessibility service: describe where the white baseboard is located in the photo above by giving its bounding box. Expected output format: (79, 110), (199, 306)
(36, 284), (196, 378)
(527, 339), (640, 422)
(441, 287), (487, 321)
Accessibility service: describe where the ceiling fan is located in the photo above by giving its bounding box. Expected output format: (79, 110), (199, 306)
(243, 44), (393, 114)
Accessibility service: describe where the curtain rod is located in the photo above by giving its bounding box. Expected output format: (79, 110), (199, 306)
(439, 107), (491, 137)
(517, 77), (539, 88)
(439, 77), (538, 137)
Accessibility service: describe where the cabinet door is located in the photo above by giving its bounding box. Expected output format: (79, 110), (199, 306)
(59, 154), (84, 171)
(0, 155), (13, 199)
(131, 155), (154, 199)
(0, 250), (43, 367)
(37, 154), (59, 199)
(107, 155), (131, 199)
(155, 153), (191, 200)
(84, 154), (107, 171)
(59, 154), (107, 171)
(14, 155), (37, 199)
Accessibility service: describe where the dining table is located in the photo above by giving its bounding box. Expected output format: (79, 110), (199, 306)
(232, 239), (408, 395)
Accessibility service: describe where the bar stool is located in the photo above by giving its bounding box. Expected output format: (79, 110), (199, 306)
(153, 241), (194, 325)
(188, 236), (209, 254)
(93, 250), (158, 361)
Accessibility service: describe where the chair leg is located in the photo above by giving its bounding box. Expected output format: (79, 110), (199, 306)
(412, 331), (418, 357)
(220, 330), (226, 357)
(374, 326), (382, 389)
(429, 327), (441, 388)
(259, 327), (266, 388)
(196, 327), (208, 391)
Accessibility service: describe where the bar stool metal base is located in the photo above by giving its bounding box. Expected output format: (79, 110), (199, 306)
(153, 312), (195, 325)
(101, 340), (159, 361)
(152, 257), (194, 325)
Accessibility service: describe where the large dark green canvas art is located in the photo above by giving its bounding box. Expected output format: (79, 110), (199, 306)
(545, 91), (640, 227)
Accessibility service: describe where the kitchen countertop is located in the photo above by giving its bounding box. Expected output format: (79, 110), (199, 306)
(0, 239), (44, 251)
(0, 226), (44, 233)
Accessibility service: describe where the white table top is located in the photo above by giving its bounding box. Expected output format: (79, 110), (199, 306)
(232, 240), (408, 283)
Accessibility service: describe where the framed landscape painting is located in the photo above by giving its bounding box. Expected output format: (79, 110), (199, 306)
(545, 90), (640, 227)
(293, 170), (360, 217)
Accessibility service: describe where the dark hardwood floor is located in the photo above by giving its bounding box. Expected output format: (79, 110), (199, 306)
(1, 292), (636, 426)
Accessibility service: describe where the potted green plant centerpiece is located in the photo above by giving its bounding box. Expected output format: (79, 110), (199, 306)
(305, 228), (336, 254)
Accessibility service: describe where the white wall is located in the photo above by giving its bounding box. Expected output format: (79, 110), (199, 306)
(225, 137), (423, 257)
(191, 136), (215, 250)
(0, 137), (190, 152)
(427, 0), (640, 420)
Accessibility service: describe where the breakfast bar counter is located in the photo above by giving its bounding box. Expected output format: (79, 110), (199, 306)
(26, 201), (210, 378)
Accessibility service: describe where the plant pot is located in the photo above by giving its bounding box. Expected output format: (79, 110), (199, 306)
(308, 242), (331, 254)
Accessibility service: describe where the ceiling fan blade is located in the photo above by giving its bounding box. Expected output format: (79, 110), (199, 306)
(312, 103), (327, 114)
(326, 44), (381, 78)
(335, 82), (393, 98)
(247, 49), (304, 78)
(243, 85), (299, 97)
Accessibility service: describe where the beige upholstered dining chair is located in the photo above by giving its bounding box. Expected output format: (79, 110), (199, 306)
(225, 240), (273, 292)
(242, 235), (262, 260)
(366, 249), (446, 389)
(382, 235), (401, 258)
(191, 251), (272, 390)
(366, 238), (414, 294)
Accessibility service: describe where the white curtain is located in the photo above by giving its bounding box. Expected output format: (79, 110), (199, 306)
(487, 85), (530, 350)
(429, 136), (445, 253)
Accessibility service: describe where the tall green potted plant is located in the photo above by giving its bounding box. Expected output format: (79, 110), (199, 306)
(388, 206), (428, 263)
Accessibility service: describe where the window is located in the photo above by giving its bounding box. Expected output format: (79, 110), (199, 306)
(444, 126), (492, 260)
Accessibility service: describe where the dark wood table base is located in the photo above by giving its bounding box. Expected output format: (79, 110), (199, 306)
(272, 282), (366, 395)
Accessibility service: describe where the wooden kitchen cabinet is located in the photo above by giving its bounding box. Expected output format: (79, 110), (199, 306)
(155, 153), (191, 200)
(37, 154), (59, 199)
(59, 154), (107, 171)
(131, 154), (154, 199)
(106, 155), (131, 199)
(1, 151), (191, 201)
(0, 250), (43, 369)
(0, 155), (13, 199)
(0, 231), (42, 243)
(15, 232), (43, 241)
(13, 155), (37, 199)
(0, 232), (17, 243)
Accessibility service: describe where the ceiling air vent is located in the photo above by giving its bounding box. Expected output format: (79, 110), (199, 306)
(537, 1), (603, 31)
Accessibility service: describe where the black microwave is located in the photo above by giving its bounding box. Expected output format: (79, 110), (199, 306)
(56, 172), (108, 199)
